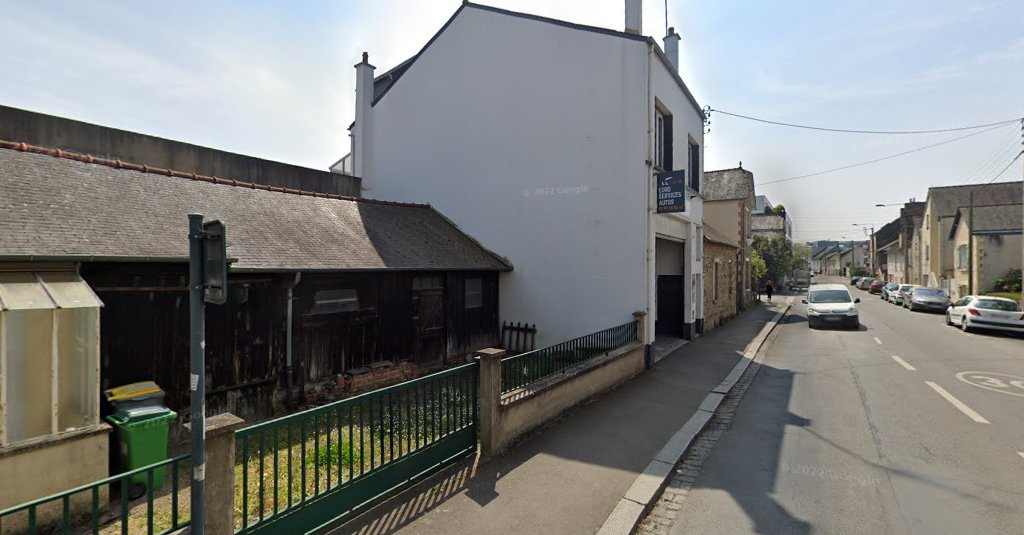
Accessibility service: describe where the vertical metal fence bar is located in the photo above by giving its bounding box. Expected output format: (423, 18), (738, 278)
(313, 414), (320, 496)
(348, 405), (354, 482)
(406, 387), (412, 455)
(62, 494), (70, 535)
(378, 395), (385, 466)
(273, 426), (280, 514)
(120, 474), (128, 535)
(258, 431), (265, 522)
(360, 400), (366, 476)
(300, 419), (307, 503)
(28, 505), (35, 534)
(368, 399), (375, 471)
(92, 485), (100, 534)
(287, 423), (293, 509)
(172, 460), (179, 530)
(147, 469), (155, 535)
(388, 391), (395, 463)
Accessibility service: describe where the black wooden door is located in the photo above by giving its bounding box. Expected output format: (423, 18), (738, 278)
(656, 275), (684, 337)
(413, 288), (446, 365)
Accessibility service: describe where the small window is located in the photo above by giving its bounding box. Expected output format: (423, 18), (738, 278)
(313, 289), (359, 314)
(688, 140), (700, 191)
(413, 277), (443, 291)
(655, 107), (673, 171)
(464, 278), (483, 309)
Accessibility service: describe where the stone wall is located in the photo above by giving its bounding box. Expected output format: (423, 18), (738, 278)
(703, 239), (739, 331)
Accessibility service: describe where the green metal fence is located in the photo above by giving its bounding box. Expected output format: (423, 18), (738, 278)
(0, 454), (191, 535)
(235, 361), (478, 534)
(501, 320), (639, 394)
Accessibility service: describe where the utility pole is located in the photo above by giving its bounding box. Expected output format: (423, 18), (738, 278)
(187, 214), (207, 535)
(968, 191), (974, 295)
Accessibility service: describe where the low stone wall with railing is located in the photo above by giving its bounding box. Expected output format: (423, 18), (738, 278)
(478, 312), (646, 456)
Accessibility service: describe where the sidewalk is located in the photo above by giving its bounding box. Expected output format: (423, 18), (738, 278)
(333, 301), (788, 535)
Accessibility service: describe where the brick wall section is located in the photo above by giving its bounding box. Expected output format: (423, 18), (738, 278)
(703, 239), (739, 330)
(345, 361), (420, 393)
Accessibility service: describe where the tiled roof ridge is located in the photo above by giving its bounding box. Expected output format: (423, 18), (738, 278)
(0, 139), (428, 209)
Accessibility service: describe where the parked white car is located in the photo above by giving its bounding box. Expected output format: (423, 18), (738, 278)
(803, 284), (860, 329)
(946, 296), (1024, 335)
(889, 284), (916, 305)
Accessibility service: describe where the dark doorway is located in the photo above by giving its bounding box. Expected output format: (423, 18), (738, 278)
(412, 277), (446, 365)
(656, 275), (684, 336)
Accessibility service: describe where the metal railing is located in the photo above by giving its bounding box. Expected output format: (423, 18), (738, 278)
(235, 361), (478, 533)
(0, 454), (191, 535)
(500, 320), (639, 394)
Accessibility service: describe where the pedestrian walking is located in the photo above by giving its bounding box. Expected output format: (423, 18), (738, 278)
(765, 281), (774, 302)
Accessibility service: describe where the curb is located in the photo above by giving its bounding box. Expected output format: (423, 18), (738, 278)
(595, 299), (793, 535)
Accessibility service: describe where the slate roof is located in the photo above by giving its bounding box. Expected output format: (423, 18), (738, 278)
(927, 181), (1022, 219)
(874, 218), (902, 249)
(0, 143), (512, 272)
(949, 204), (1023, 238)
(703, 222), (739, 248)
(703, 168), (754, 201)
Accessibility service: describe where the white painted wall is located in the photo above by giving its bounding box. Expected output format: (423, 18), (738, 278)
(361, 6), (662, 347)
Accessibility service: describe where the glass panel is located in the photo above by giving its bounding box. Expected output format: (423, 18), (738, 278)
(57, 308), (99, 431)
(313, 289), (359, 314)
(38, 272), (103, 309)
(412, 277), (443, 291)
(0, 272), (55, 310)
(465, 278), (483, 309)
(5, 309), (53, 442)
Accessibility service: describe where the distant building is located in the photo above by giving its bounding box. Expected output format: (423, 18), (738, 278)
(751, 195), (792, 241)
(918, 181), (1022, 292)
(948, 203), (1022, 299)
(704, 167), (756, 307)
(702, 223), (741, 331)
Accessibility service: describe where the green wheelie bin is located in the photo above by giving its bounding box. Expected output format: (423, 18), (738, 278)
(106, 405), (177, 494)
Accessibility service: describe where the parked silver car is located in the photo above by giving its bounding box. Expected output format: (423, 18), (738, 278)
(856, 278), (875, 290)
(880, 282), (900, 301)
(906, 287), (950, 312)
(946, 296), (1024, 335)
(889, 284), (916, 305)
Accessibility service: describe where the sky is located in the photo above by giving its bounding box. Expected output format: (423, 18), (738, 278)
(2, 0), (1022, 243)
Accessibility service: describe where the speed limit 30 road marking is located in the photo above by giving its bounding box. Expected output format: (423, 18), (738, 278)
(956, 371), (1024, 398)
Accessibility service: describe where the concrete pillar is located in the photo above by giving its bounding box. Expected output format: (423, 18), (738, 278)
(188, 413), (245, 535)
(475, 347), (506, 458)
(634, 311), (649, 369)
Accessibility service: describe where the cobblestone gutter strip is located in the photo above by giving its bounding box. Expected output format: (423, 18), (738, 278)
(596, 300), (792, 535)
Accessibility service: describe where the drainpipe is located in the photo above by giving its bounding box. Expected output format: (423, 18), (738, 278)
(285, 272), (301, 407)
(644, 42), (654, 368)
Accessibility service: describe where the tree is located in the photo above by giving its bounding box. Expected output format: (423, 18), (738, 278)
(752, 235), (794, 285)
(751, 249), (767, 287)
(791, 243), (811, 272)
(772, 204), (786, 214)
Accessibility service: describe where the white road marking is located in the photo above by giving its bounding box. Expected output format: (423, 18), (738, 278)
(925, 381), (990, 424)
(873, 337), (882, 345)
(890, 355), (916, 371)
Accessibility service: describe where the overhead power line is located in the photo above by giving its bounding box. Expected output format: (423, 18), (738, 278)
(708, 108), (1023, 135)
(757, 124), (1011, 186)
(985, 150), (1023, 183)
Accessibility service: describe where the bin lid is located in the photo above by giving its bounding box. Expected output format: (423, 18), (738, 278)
(105, 381), (163, 402)
(107, 405), (175, 425)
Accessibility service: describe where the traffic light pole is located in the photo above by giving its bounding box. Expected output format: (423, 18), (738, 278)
(188, 213), (207, 535)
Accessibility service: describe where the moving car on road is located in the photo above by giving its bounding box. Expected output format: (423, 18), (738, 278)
(803, 284), (860, 329)
(868, 280), (887, 294)
(880, 282), (899, 299)
(946, 296), (1024, 335)
(905, 287), (950, 312)
(889, 284), (916, 305)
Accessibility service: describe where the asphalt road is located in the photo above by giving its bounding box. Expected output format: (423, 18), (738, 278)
(666, 280), (1024, 535)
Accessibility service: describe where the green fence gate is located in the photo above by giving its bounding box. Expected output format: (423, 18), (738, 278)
(235, 361), (478, 534)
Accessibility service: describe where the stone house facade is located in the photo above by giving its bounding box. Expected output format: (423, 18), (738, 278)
(702, 224), (740, 331)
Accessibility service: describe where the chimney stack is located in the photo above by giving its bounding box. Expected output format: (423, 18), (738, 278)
(625, 0), (642, 35)
(664, 27), (681, 72)
(353, 51), (375, 182)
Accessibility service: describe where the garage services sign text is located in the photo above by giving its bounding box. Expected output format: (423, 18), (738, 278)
(656, 170), (686, 214)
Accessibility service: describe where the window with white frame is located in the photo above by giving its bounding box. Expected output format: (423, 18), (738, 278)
(956, 244), (969, 270)
(0, 272), (102, 446)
